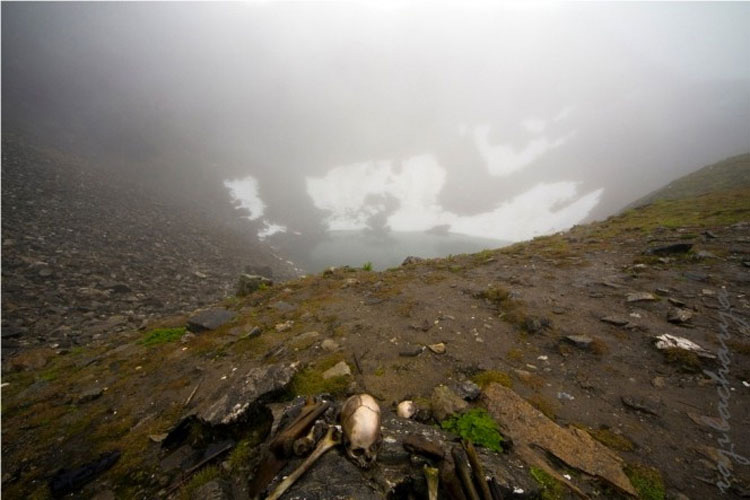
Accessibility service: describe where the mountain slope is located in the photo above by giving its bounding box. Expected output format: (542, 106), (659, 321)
(2, 158), (750, 499)
(626, 152), (750, 209)
(1, 133), (299, 357)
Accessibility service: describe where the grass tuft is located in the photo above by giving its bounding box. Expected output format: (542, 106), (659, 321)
(530, 466), (565, 500)
(139, 327), (187, 346)
(472, 370), (513, 389)
(625, 463), (665, 500)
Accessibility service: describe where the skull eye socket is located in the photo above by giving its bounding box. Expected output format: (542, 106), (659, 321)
(352, 448), (365, 457)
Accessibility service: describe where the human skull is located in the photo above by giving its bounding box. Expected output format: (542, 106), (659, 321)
(340, 394), (382, 468)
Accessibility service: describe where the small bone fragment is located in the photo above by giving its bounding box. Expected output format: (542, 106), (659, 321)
(293, 420), (326, 456)
(397, 400), (417, 419)
(267, 425), (342, 500)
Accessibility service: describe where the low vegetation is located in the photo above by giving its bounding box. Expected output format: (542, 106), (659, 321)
(625, 463), (665, 500)
(440, 408), (504, 453)
(529, 466), (566, 500)
(472, 370), (513, 389)
(139, 327), (187, 346)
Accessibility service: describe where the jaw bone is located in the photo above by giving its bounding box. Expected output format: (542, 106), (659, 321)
(267, 425), (342, 500)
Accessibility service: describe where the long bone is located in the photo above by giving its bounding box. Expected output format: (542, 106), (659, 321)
(267, 425), (342, 500)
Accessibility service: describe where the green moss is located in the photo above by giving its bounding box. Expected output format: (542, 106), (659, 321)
(441, 409), (504, 452)
(528, 394), (558, 420)
(472, 370), (513, 389)
(530, 466), (565, 500)
(587, 427), (635, 452)
(228, 438), (254, 470)
(139, 327), (186, 346)
(625, 463), (665, 500)
(288, 354), (350, 397)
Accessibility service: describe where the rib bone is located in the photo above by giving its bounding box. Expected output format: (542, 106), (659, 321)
(267, 425), (342, 500)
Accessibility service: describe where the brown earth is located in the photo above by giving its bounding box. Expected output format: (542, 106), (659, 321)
(2, 186), (750, 499)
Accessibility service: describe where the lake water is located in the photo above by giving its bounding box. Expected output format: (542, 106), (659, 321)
(281, 230), (509, 272)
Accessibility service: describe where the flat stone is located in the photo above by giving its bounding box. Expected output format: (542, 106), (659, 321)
(322, 361), (351, 380)
(565, 335), (593, 348)
(683, 271), (709, 282)
(668, 297), (686, 307)
(667, 308), (694, 324)
(482, 383), (636, 496)
(600, 316), (629, 327)
(77, 387), (104, 404)
(621, 396), (659, 416)
(186, 308), (235, 333)
(275, 320), (294, 332)
(321, 339), (339, 352)
(651, 376), (666, 388)
(626, 292), (656, 303)
(427, 342), (446, 354)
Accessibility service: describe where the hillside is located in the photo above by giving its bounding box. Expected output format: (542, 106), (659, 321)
(1, 134), (299, 359)
(2, 158), (750, 500)
(626, 153), (750, 209)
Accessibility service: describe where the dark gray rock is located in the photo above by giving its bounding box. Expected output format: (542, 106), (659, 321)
(667, 308), (694, 324)
(235, 274), (272, 297)
(186, 308), (236, 333)
(77, 387), (104, 404)
(683, 271), (709, 282)
(191, 479), (232, 500)
(452, 380), (481, 401)
(644, 243), (693, 255)
(196, 362), (298, 426)
(401, 256), (424, 266)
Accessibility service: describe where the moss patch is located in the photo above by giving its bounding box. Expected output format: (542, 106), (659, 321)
(663, 347), (702, 372)
(530, 466), (565, 500)
(139, 327), (187, 346)
(440, 408), (504, 452)
(288, 354), (350, 397)
(472, 370), (513, 389)
(180, 465), (221, 500)
(587, 427), (635, 452)
(625, 463), (665, 500)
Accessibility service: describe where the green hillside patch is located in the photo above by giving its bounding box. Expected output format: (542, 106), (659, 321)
(139, 327), (187, 346)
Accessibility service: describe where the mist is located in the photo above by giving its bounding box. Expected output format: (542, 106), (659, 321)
(4, 1), (749, 271)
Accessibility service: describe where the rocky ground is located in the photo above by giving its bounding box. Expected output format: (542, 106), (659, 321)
(2, 160), (750, 499)
(1, 134), (298, 358)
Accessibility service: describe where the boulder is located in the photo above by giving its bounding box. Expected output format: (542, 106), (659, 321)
(186, 308), (236, 333)
(235, 274), (273, 297)
(430, 385), (468, 422)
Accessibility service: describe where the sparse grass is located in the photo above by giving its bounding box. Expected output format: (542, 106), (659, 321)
(228, 438), (254, 471)
(663, 347), (702, 372)
(472, 370), (513, 389)
(530, 466), (565, 500)
(441, 409), (504, 452)
(625, 463), (665, 500)
(528, 393), (558, 421)
(362, 261), (373, 271)
(139, 327), (186, 346)
(586, 427), (635, 452)
(506, 348), (524, 362)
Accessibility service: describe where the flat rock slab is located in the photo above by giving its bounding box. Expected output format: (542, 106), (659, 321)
(187, 308), (236, 333)
(626, 292), (656, 303)
(481, 383), (637, 496)
(195, 362), (298, 426)
(667, 308), (694, 324)
(565, 335), (593, 348)
(600, 316), (629, 327)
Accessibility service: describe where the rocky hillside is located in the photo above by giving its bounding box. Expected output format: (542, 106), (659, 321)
(1, 134), (299, 358)
(2, 159), (750, 500)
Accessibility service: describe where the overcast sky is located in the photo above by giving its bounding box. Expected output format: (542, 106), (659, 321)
(4, 1), (749, 243)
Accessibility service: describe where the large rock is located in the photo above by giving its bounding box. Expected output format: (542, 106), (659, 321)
(430, 385), (468, 422)
(195, 362), (299, 426)
(186, 308), (236, 333)
(236, 274), (273, 297)
(482, 383), (637, 497)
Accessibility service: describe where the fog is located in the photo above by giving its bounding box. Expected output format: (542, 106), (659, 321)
(4, 2), (750, 270)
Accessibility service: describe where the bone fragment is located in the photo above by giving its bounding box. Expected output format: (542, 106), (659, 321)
(424, 465), (439, 500)
(267, 425), (342, 500)
(462, 439), (493, 500)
